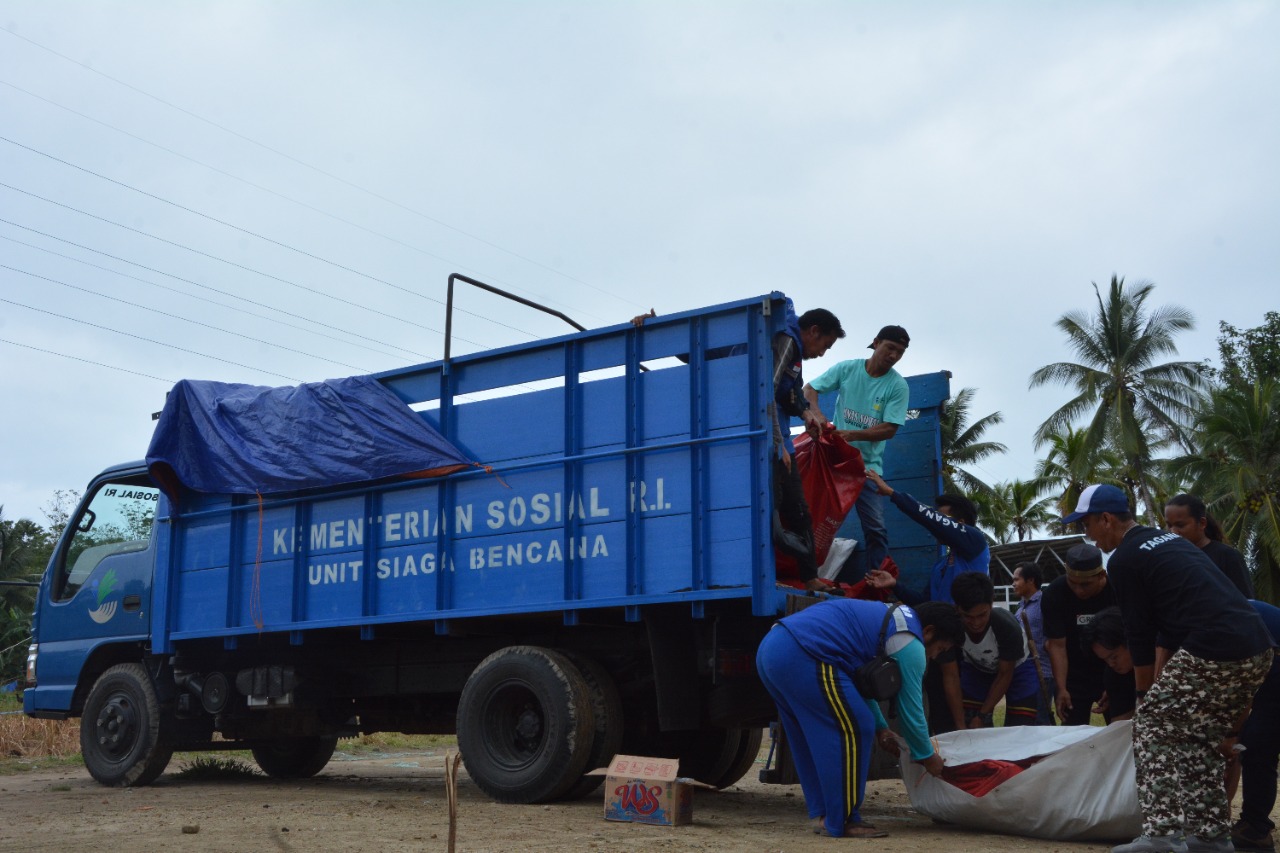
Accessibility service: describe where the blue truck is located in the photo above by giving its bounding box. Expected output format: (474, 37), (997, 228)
(24, 282), (949, 802)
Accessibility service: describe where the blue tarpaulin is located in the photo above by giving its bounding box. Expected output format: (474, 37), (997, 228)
(146, 376), (473, 498)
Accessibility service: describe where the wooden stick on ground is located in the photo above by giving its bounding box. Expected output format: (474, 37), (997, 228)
(445, 751), (461, 853)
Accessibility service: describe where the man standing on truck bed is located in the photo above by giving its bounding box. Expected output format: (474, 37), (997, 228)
(803, 325), (910, 578)
(631, 300), (844, 591)
(771, 302), (846, 591)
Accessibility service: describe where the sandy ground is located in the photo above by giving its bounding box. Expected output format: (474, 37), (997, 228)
(0, 743), (1151, 853)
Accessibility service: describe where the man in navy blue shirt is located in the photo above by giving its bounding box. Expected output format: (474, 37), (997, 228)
(1234, 600), (1280, 852)
(860, 469), (990, 604)
(1065, 484), (1273, 853)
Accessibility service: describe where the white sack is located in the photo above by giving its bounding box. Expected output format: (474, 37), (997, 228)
(817, 537), (857, 580)
(899, 722), (1142, 841)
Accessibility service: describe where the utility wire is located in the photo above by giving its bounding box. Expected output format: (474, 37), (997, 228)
(0, 294), (302, 382)
(0, 219), (427, 361)
(0, 27), (647, 312)
(2, 262), (370, 372)
(1, 225), (545, 397)
(0, 180), (480, 347)
(0, 337), (173, 384)
(0, 134), (536, 338)
(0, 77), (615, 326)
(0, 229), (418, 362)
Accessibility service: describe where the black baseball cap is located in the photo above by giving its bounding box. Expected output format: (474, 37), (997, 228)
(870, 325), (910, 349)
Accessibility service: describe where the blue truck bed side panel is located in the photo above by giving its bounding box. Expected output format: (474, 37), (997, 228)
(162, 294), (782, 646)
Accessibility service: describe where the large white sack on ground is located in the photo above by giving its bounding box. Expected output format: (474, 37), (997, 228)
(899, 722), (1142, 841)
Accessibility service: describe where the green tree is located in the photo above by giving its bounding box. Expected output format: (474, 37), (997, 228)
(1034, 425), (1125, 522)
(1, 507), (49, 685)
(1169, 380), (1280, 603)
(972, 479), (1056, 545)
(1029, 276), (1202, 524)
(1209, 311), (1280, 386)
(0, 508), (46, 609)
(940, 387), (1007, 495)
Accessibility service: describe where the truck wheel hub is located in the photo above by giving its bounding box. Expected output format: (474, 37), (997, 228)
(96, 696), (138, 755)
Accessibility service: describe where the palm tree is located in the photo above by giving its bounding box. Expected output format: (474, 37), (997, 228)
(972, 480), (1056, 545)
(1168, 380), (1280, 602)
(1034, 425), (1125, 522)
(971, 487), (1014, 546)
(940, 387), (1007, 495)
(1029, 276), (1202, 524)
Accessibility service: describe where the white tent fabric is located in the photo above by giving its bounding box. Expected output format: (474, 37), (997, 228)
(899, 722), (1143, 841)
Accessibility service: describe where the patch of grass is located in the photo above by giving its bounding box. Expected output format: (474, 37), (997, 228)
(174, 756), (262, 780)
(342, 732), (456, 754)
(0, 692), (79, 771)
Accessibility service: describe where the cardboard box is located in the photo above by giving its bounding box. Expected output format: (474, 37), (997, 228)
(588, 754), (708, 826)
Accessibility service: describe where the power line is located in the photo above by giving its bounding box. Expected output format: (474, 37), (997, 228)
(0, 229), (419, 362)
(0, 294), (302, 382)
(0, 180), (480, 347)
(2, 262), (371, 372)
(0, 27), (647, 311)
(0, 134), (540, 339)
(0, 337), (173, 384)
(0, 77), (617, 326)
(0, 219), (427, 361)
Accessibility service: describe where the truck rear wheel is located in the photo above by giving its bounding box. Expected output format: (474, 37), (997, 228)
(708, 726), (764, 788)
(457, 646), (595, 804)
(80, 663), (174, 787)
(558, 653), (624, 800)
(250, 736), (339, 779)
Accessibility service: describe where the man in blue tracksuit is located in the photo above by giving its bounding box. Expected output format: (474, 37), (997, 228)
(769, 301), (845, 590)
(756, 598), (963, 838)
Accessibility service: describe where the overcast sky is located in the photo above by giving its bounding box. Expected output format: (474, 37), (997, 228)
(2, 1), (1277, 528)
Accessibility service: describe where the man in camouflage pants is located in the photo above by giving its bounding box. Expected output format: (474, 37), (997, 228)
(1134, 653), (1272, 845)
(1064, 485), (1274, 853)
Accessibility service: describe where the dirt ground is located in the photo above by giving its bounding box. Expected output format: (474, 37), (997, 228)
(0, 742), (1160, 853)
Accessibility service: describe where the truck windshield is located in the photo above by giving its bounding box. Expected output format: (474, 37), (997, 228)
(54, 478), (159, 601)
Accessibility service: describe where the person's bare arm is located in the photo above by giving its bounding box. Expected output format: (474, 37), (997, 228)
(1153, 646), (1172, 681)
(801, 384), (828, 426)
(836, 422), (899, 444)
(1047, 637), (1071, 720)
(973, 660), (1015, 727)
(941, 660), (965, 730)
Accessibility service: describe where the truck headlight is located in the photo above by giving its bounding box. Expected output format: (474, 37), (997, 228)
(25, 643), (37, 686)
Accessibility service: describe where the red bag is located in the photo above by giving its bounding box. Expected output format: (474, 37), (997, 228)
(940, 757), (1042, 797)
(775, 428), (866, 578)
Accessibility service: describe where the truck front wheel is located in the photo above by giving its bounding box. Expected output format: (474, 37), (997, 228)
(80, 663), (174, 787)
(457, 646), (595, 804)
(250, 736), (338, 778)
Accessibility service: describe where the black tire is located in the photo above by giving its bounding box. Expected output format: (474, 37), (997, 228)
(707, 726), (764, 788)
(250, 736), (338, 779)
(457, 646), (595, 804)
(80, 663), (174, 787)
(665, 726), (744, 786)
(558, 653), (625, 800)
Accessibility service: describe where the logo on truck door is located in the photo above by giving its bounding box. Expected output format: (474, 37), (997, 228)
(87, 569), (119, 624)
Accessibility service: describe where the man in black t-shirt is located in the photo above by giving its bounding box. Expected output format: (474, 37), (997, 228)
(1065, 484), (1273, 853)
(1041, 543), (1135, 725)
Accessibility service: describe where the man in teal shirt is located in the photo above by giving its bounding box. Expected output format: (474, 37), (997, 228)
(803, 325), (910, 576)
